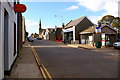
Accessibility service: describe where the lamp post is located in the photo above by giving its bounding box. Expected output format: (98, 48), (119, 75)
(54, 15), (64, 42)
(95, 21), (102, 48)
(54, 15), (63, 24)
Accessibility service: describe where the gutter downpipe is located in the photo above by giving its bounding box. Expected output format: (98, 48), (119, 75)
(62, 29), (64, 42)
(73, 26), (75, 44)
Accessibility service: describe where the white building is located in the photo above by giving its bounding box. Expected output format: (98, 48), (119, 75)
(118, 1), (120, 17)
(22, 16), (26, 43)
(44, 28), (49, 40)
(0, 1), (18, 79)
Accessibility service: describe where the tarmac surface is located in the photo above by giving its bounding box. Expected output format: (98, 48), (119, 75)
(5, 40), (119, 79)
(32, 40), (119, 78)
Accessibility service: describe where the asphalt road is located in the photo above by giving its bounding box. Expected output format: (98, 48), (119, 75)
(31, 40), (119, 78)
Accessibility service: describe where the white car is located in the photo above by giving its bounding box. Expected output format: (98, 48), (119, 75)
(113, 42), (120, 49)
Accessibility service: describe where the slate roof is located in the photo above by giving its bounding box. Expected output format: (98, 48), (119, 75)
(64, 16), (86, 29)
(80, 25), (117, 34)
(79, 26), (96, 34)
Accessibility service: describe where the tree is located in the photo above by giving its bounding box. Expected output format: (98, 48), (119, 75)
(99, 15), (120, 30)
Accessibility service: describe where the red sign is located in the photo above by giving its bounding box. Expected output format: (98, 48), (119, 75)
(14, 4), (27, 13)
(56, 37), (63, 42)
(102, 40), (105, 41)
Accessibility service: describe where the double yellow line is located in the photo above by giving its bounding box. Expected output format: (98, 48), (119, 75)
(28, 44), (53, 80)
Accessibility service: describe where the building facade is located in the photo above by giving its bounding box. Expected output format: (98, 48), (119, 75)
(63, 16), (94, 44)
(0, 1), (20, 79)
(80, 25), (117, 47)
(22, 16), (26, 43)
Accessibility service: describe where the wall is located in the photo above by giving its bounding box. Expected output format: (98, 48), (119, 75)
(0, 1), (4, 79)
(75, 17), (94, 40)
(118, 1), (120, 17)
(0, 1), (18, 78)
(22, 16), (26, 43)
(17, 12), (22, 52)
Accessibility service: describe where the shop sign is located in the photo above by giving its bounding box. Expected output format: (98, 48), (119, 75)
(95, 27), (101, 33)
(14, 4), (27, 13)
(102, 33), (105, 46)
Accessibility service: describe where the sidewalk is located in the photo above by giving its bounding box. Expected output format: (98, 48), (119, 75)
(47, 40), (115, 51)
(67, 44), (116, 51)
(67, 44), (96, 49)
(5, 41), (42, 79)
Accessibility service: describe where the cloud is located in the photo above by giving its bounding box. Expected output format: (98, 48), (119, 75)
(76, 0), (119, 16)
(25, 20), (38, 28)
(102, 0), (119, 16)
(1, 0), (76, 2)
(89, 16), (103, 24)
(61, 0), (119, 24)
(20, 0), (77, 2)
(25, 20), (39, 35)
(77, 0), (105, 12)
(65, 5), (79, 10)
(75, 0), (119, 24)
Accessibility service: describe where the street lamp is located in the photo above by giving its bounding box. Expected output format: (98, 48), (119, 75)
(54, 15), (64, 42)
(54, 15), (63, 25)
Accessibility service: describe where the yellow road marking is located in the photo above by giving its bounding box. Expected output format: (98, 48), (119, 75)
(28, 44), (52, 80)
(40, 67), (47, 80)
(42, 64), (53, 80)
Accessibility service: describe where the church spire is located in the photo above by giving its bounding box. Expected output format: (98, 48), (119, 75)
(39, 19), (42, 34)
(39, 19), (41, 30)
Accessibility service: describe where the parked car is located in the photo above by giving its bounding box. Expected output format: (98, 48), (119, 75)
(113, 39), (120, 49)
(27, 36), (34, 42)
(36, 37), (42, 40)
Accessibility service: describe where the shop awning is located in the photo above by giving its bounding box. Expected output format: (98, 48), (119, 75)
(63, 27), (74, 33)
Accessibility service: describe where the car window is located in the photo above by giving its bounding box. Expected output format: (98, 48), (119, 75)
(117, 38), (120, 42)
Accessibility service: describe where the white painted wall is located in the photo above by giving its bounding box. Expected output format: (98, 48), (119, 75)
(0, 1), (18, 79)
(22, 16), (25, 43)
(118, 2), (120, 42)
(45, 29), (49, 40)
(73, 26), (75, 43)
(0, 1), (4, 80)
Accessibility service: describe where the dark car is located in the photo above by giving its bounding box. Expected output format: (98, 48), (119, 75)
(27, 36), (34, 42)
(36, 37), (42, 40)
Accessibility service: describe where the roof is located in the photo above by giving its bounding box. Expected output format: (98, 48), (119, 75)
(80, 26), (96, 34)
(80, 25), (117, 34)
(64, 16), (86, 29)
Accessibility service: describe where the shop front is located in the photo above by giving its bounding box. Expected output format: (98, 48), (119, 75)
(102, 33), (117, 46)
(80, 25), (117, 47)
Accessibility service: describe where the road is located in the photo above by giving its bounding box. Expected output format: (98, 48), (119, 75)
(31, 40), (119, 78)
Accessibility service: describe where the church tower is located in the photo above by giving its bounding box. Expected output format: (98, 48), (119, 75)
(39, 19), (42, 34)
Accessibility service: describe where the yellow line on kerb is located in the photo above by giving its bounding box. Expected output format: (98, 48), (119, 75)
(42, 64), (52, 79)
(28, 44), (52, 80)
(40, 67), (47, 79)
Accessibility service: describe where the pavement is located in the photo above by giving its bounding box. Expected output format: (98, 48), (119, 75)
(67, 44), (119, 55)
(5, 41), (42, 79)
(48, 40), (119, 56)
(48, 40), (118, 50)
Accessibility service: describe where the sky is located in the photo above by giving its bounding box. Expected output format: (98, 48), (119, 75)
(20, 0), (119, 35)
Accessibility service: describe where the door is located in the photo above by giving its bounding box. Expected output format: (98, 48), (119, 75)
(4, 9), (9, 71)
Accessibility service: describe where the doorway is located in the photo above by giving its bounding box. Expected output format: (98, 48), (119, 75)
(4, 9), (9, 72)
